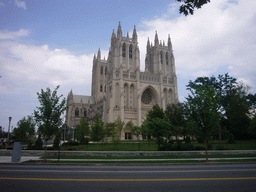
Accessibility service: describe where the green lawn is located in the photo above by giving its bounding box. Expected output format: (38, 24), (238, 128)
(58, 140), (256, 151)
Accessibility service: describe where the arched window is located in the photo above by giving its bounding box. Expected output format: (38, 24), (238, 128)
(160, 51), (163, 64)
(104, 85), (106, 92)
(100, 66), (103, 75)
(122, 43), (126, 57)
(75, 107), (79, 117)
(84, 109), (87, 117)
(166, 52), (168, 65)
(129, 44), (132, 58)
(105, 67), (107, 75)
(100, 84), (103, 92)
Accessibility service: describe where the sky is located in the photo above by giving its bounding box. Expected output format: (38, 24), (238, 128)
(0, 0), (255, 131)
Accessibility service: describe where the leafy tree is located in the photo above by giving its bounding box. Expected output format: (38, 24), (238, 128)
(104, 122), (116, 141)
(90, 114), (104, 142)
(34, 134), (43, 150)
(12, 116), (35, 144)
(146, 104), (172, 150)
(147, 118), (172, 150)
(186, 85), (221, 161)
(249, 114), (256, 139)
(115, 116), (125, 137)
(77, 117), (90, 144)
(165, 103), (186, 139)
(131, 126), (141, 140)
(140, 120), (149, 140)
(187, 74), (254, 140)
(34, 85), (66, 160)
(53, 129), (61, 149)
(177, 0), (211, 16)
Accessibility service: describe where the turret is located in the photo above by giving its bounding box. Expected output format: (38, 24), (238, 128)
(111, 29), (116, 45)
(97, 48), (101, 60)
(168, 34), (172, 50)
(147, 37), (150, 52)
(117, 22), (122, 39)
(132, 25), (137, 42)
(154, 31), (159, 46)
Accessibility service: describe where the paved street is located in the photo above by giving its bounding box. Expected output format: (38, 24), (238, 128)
(0, 163), (256, 191)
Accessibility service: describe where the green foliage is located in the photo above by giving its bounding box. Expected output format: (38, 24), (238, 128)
(249, 114), (256, 139)
(53, 129), (61, 149)
(34, 85), (66, 143)
(34, 134), (43, 150)
(177, 0), (211, 16)
(90, 114), (104, 142)
(115, 116), (125, 136)
(104, 122), (116, 140)
(228, 133), (235, 144)
(165, 103), (186, 139)
(77, 117), (90, 144)
(12, 116), (35, 144)
(131, 126), (141, 140)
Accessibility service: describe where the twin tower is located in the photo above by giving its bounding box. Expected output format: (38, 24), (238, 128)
(66, 22), (178, 139)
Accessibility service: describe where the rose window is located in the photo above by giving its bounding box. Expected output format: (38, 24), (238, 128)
(141, 89), (152, 104)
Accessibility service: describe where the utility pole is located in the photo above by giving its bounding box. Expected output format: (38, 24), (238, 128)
(6, 117), (12, 148)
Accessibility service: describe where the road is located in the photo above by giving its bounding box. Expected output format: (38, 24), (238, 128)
(0, 163), (256, 192)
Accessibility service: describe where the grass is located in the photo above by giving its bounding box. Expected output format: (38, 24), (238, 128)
(58, 140), (256, 151)
(44, 154), (256, 160)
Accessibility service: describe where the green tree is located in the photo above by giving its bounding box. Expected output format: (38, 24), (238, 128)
(165, 103), (186, 140)
(90, 114), (104, 142)
(187, 74), (254, 140)
(177, 0), (211, 16)
(131, 126), (141, 140)
(34, 85), (66, 160)
(104, 122), (116, 141)
(249, 114), (256, 139)
(115, 116), (125, 137)
(77, 117), (90, 144)
(186, 85), (221, 161)
(12, 116), (35, 144)
(146, 104), (172, 150)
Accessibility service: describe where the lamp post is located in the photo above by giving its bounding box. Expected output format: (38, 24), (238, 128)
(6, 117), (12, 148)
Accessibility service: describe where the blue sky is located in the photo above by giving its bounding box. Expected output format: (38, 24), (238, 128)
(0, 0), (255, 130)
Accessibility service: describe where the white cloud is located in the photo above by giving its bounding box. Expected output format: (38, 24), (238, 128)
(14, 0), (26, 9)
(0, 29), (29, 40)
(137, 0), (256, 95)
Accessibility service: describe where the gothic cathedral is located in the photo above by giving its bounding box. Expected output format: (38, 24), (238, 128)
(66, 22), (179, 140)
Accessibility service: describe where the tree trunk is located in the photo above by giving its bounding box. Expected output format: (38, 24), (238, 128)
(205, 140), (208, 162)
(44, 140), (47, 161)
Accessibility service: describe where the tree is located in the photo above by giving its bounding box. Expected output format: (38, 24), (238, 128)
(187, 74), (254, 140)
(186, 85), (221, 161)
(12, 116), (35, 145)
(131, 126), (141, 140)
(177, 0), (211, 16)
(165, 103), (186, 140)
(146, 104), (172, 150)
(77, 117), (90, 144)
(34, 85), (66, 160)
(90, 114), (104, 142)
(104, 122), (116, 141)
(115, 116), (125, 137)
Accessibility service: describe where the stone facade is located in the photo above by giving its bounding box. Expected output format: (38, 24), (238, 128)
(66, 22), (179, 140)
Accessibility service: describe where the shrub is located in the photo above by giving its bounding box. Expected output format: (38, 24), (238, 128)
(185, 136), (191, 144)
(197, 137), (204, 144)
(216, 145), (225, 150)
(228, 133), (235, 144)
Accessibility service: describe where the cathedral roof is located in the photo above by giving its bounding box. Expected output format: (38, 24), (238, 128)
(73, 95), (95, 104)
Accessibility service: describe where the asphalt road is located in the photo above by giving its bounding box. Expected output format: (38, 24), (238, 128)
(0, 163), (256, 192)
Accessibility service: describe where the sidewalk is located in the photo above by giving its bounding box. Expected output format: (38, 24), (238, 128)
(0, 156), (41, 163)
(1, 156), (256, 163)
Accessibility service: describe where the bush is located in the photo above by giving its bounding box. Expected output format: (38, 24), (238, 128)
(197, 137), (204, 144)
(185, 136), (191, 144)
(216, 145), (225, 150)
(194, 146), (205, 150)
(228, 133), (235, 144)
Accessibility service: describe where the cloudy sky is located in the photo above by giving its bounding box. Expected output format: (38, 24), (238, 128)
(0, 0), (255, 130)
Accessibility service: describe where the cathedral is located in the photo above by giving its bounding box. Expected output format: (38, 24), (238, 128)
(66, 22), (179, 140)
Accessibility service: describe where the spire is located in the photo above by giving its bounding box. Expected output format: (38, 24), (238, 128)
(111, 29), (116, 46)
(147, 37), (150, 47)
(163, 40), (165, 46)
(93, 54), (96, 62)
(97, 48), (101, 60)
(117, 21), (122, 39)
(154, 31), (159, 46)
(168, 34), (172, 50)
(127, 32), (129, 38)
(160, 40), (162, 46)
(132, 25), (137, 41)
